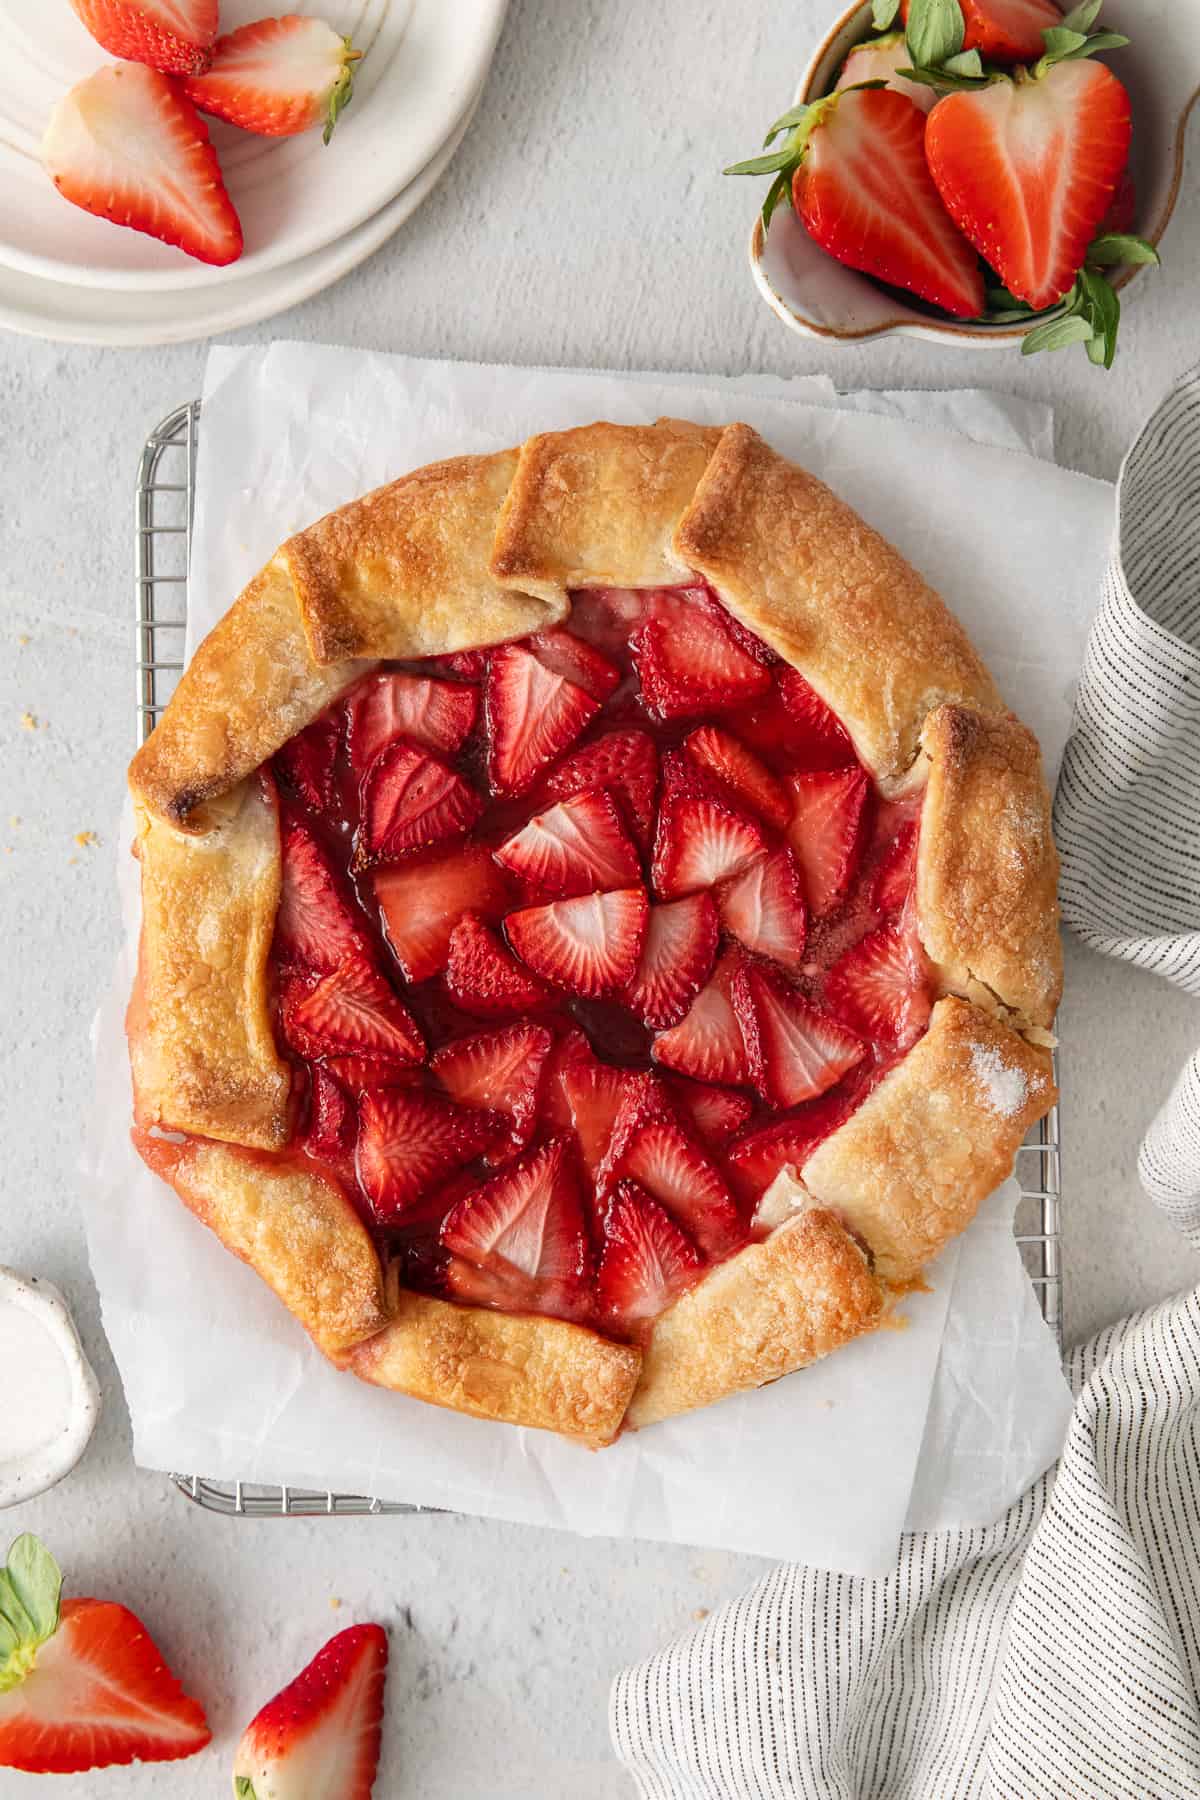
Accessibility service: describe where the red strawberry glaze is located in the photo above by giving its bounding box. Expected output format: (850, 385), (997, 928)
(251, 584), (932, 1338)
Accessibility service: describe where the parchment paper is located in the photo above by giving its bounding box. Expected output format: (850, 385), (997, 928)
(81, 346), (1104, 1573)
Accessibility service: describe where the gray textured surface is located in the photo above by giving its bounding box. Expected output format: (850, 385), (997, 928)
(1, 0), (1198, 1792)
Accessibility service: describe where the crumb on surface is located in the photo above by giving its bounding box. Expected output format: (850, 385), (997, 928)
(329, 1595), (342, 1611)
(16, 634), (29, 647)
(693, 1608), (710, 1622)
(74, 830), (99, 848)
(19, 712), (37, 731)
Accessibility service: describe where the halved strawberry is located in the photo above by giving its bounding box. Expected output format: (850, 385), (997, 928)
(651, 949), (750, 1087)
(559, 1037), (632, 1181)
(598, 1073), (745, 1257)
(42, 65), (242, 268)
(595, 1181), (705, 1336)
(445, 913), (555, 1016)
(624, 892), (719, 1028)
(485, 643), (599, 796)
(432, 1024), (553, 1161)
(277, 813), (374, 972)
(717, 847), (808, 971)
(835, 28), (935, 112)
(652, 754), (766, 900)
(274, 711), (340, 812)
(925, 59), (1132, 311)
(539, 728), (660, 850)
(358, 738), (482, 865)
(505, 888), (648, 998)
(0, 1535), (210, 1773)
(442, 1137), (592, 1322)
(726, 1087), (859, 1205)
(665, 1077), (754, 1148)
(375, 845), (511, 983)
(900, 0), (1062, 64)
(527, 629), (621, 700)
(305, 1063), (356, 1167)
(825, 918), (932, 1050)
(495, 790), (640, 899)
(182, 15), (362, 142)
(873, 820), (919, 913)
(727, 87), (985, 320)
(786, 766), (869, 917)
(631, 590), (772, 720)
(68, 0), (216, 74)
(358, 1089), (498, 1220)
(282, 959), (425, 1065)
(777, 666), (856, 769)
(683, 725), (790, 828)
(233, 1623), (387, 1800)
(733, 962), (866, 1110)
(346, 671), (479, 782)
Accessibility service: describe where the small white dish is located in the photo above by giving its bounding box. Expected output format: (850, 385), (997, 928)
(748, 0), (1200, 349)
(0, 0), (507, 292)
(0, 1267), (100, 1510)
(0, 81), (478, 346)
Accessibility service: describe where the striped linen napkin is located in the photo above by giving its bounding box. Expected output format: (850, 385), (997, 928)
(611, 364), (1200, 1800)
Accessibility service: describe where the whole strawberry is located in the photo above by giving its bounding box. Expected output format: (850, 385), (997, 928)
(726, 85), (986, 320)
(183, 15), (363, 143)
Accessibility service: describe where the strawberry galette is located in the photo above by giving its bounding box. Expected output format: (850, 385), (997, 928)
(126, 421), (1060, 1448)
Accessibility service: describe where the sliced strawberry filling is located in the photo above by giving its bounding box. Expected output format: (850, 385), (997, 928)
(251, 583), (931, 1343)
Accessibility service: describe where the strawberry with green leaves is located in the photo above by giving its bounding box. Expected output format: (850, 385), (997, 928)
(183, 15), (363, 144)
(0, 1534), (211, 1773)
(726, 82), (986, 319)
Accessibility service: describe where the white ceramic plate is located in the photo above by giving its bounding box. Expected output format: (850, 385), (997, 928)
(0, 81), (478, 345)
(0, 0), (506, 291)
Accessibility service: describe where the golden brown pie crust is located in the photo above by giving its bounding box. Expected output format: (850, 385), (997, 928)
(126, 420), (1061, 1443)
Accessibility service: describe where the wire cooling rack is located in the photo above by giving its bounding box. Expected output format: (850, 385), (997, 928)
(137, 400), (1063, 1521)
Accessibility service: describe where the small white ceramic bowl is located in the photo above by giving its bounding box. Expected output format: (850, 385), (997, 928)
(0, 1268), (100, 1509)
(749, 0), (1199, 349)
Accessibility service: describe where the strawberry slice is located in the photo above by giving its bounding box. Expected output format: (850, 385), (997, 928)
(598, 1073), (745, 1257)
(539, 728), (660, 850)
(442, 1137), (592, 1322)
(345, 671), (479, 781)
(274, 712), (340, 812)
(277, 813), (374, 972)
(726, 1088), (860, 1205)
(825, 918), (932, 1050)
(728, 87), (984, 320)
(776, 666), (856, 769)
(0, 1535), (210, 1773)
(495, 790), (641, 899)
(445, 913), (555, 1016)
(925, 60), (1132, 311)
(651, 949), (751, 1087)
(68, 0), (216, 74)
(358, 738), (482, 865)
(786, 766), (869, 918)
(566, 586), (652, 653)
(282, 959), (425, 1065)
(559, 1038), (632, 1181)
(233, 1624), (387, 1800)
(540, 1027), (589, 1134)
(624, 892), (719, 1028)
(873, 820), (919, 914)
(505, 887), (648, 998)
(683, 724), (790, 828)
(733, 962), (866, 1110)
(182, 15), (362, 141)
(664, 1077), (754, 1148)
(305, 1063), (356, 1167)
(429, 649), (488, 679)
(42, 65), (242, 267)
(485, 643), (599, 796)
(900, 0), (1062, 64)
(527, 629), (621, 700)
(652, 753), (767, 900)
(323, 1056), (423, 1096)
(432, 1024), (554, 1161)
(358, 1088), (499, 1220)
(631, 589), (772, 720)
(717, 847), (808, 971)
(595, 1181), (705, 1336)
(375, 845), (511, 984)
